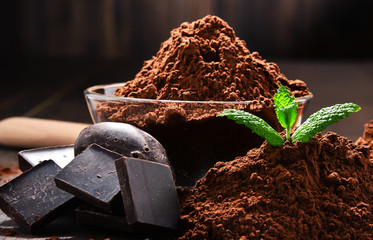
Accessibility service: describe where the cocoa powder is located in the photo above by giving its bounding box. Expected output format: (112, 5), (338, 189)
(114, 15), (310, 101)
(356, 120), (373, 160)
(100, 15), (311, 127)
(177, 132), (373, 239)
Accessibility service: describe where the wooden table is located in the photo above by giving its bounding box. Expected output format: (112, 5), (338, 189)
(0, 59), (372, 239)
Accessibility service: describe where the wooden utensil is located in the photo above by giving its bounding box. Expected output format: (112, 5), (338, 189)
(0, 117), (90, 148)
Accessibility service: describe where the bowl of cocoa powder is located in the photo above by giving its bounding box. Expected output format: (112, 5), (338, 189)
(85, 83), (312, 187)
(84, 15), (313, 187)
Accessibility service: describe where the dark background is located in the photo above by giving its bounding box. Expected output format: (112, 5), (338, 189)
(2, 0), (373, 61)
(0, 0), (372, 140)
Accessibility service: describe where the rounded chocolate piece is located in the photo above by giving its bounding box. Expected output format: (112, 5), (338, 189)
(74, 122), (169, 166)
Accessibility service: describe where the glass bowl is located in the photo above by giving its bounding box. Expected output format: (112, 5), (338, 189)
(85, 83), (313, 188)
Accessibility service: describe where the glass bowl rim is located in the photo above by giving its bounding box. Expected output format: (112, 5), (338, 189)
(85, 82), (313, 104)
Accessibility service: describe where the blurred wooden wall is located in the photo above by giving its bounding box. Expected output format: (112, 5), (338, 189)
(2, 0), (373, 60)
(17, 0), (215, 59)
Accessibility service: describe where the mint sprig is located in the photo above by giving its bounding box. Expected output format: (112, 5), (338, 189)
(218, 85), (361, 146)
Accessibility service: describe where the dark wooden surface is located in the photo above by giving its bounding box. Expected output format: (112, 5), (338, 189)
(0, 59), (372, 239)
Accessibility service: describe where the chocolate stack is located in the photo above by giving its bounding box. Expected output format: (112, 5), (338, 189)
(0, 122), (180, 237)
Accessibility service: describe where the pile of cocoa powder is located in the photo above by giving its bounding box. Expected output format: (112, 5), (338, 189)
(100, 15), (311, 126)
(356, 120), (373, 160)
(114, 15), (310, 102)
(176, 132), (373, 239)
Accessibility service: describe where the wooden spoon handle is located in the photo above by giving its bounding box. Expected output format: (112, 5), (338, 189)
(0, 117), (89, 148)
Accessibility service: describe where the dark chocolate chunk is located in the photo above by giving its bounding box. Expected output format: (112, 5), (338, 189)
(18, 145), (74, 172)
(54, 144), (123, 212)
(115, 157), (180, 233)
(74, 122), (170, 166)
(75, 204), (133, 232)
(0, 160), (77, 233)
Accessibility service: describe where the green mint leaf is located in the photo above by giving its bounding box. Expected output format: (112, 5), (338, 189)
(274, 85), (298, 140)
(218, 109), (284, 146)
(292, 103), (361, 143)
(276, 103), (298, 130)
(274, 85), (295, 108)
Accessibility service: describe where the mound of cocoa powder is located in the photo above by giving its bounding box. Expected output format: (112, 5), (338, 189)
(177, 132), (373, 239)
(114, 15), (310, 101)
(101, 15), (311, 127)
(356, 120), (373, 160)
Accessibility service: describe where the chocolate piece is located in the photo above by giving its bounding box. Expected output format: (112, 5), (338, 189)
(54, 144), (122, 212)
(74, 122), (170, 166)
(0, 160), (76, 233)
(18, 145), (74, 172)
(115, 157), (180, 233)
(75, 204), (132, 232)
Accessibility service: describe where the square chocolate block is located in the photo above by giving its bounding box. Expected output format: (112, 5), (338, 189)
(115, 157), (180, 233)
(18, 145), (74, 172)
(54, 144), (123, 212)
(0, 160), (77, 233)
